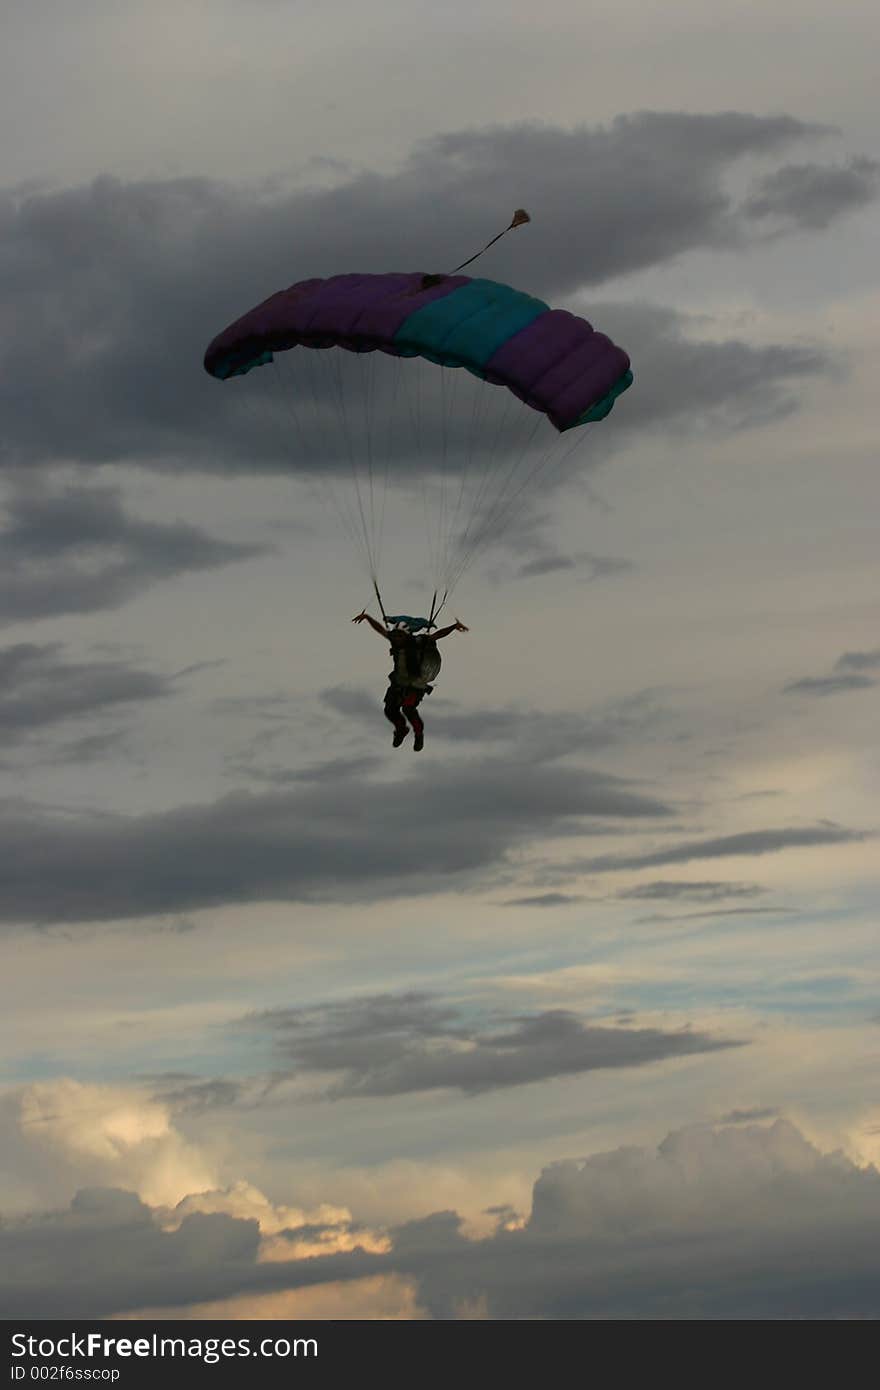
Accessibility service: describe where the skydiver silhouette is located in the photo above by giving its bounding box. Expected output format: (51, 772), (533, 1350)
(352, 611), (469, 750)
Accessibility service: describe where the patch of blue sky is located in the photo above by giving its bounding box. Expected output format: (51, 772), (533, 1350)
(584, 968), (877, 1022)
(1, 1032), (265, 1090)
(0, 1051), (66, 1085)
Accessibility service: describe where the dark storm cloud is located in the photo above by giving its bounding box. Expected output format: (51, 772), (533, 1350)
(0, 643), (173, 744)
(579, 824), (868, 873)
(0, 113), (860, 474)
(589, 300), (824, 438)
(617, 880), (765, 902)
(744, 157), (880, 229)
(461, 1119), (880, 1320)
(256, 991), (740, 1098)
(385, 1121), (880, 1320)
(0, 481), (266, 623)
(784, 646), (880, 696)
(0, 1186), (384, 1320)
(9, 1119), (880, 1319)
(0, 754), (671, 925)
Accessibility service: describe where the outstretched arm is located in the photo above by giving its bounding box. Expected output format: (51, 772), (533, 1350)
(432, 619), (469, 640)
(352, 610), (390, 638)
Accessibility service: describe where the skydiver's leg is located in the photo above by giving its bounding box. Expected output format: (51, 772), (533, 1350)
(384, 686), (409, 746)
(402, 692), (425, 751)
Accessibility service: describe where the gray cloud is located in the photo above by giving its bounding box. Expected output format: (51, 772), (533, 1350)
(0, 753), (671, 925)
(503, 892), (584, 908)
(255, 992), (742, 1099)
(50, 729), (134, 766)
(0, 113), (857, 477)
(0, 1186), (382, 1320)
(718, 1107), (781, 1124)
(322, 683), (679, 762)
(836, 648), (880, 672)
(0, 643), (174, 744)
(783, 645), (880, 696)
(8, 1118), (880, 1319)
(0, 482), (265, 623)
(393, 1120), (880, 1320)
(149, 1077), (249, 1117)
(783, 673), (875, 696)
(322, 685), (539, 746)
(744, 157), (880, 229)
(617, 880), (765, 902)
(590, 300), (825, 438)
(229, 753), (385, 786)
(635, 906), (795, 925)
(473, 1118), (880, 1319)
(579, 824), (868, 874)
(572, 817), (867, 872)
(515, 551), (634, 581)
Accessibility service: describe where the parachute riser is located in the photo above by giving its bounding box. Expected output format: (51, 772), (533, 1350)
(372, 579), (389, 626)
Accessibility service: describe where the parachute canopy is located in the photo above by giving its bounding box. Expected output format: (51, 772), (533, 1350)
(204, 273), (632, 432)
(203, 267), (632, 620)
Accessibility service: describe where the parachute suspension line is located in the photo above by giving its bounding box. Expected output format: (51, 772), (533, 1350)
(457, 402), (546, 569)
(449, 379), (520, 579)
(376, 349), (396, 582)
(433, 364), (444, 597)
(437, 364), (462, 596)
(467, 377), (522, 523)
(408, 358), (436, 591)
(451, 372), (539, 581)
(449, 427), (588, 596)
(310, 348), (379, 586)
(448, 423), (559, 593)
(499, 428), (592, 546)
(292, 350), (373, 578)
(287, 351), (355, 555)
(443, 366), (488, 575)
(357, 349), (378, 576)
(448, 208), (531, 275)
(397, 357), (442, 600)
(442, 389), (583, 601)
(419, 358), (448, 603)
(265, 353), (367, 575)
(328, 347), (378, 587)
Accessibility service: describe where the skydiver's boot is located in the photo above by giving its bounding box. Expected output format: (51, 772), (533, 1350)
(412, 729), (424, 751)
(392, 723), (409, 748)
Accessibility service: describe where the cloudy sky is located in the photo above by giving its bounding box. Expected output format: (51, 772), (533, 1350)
(2, 0), (879, 1321)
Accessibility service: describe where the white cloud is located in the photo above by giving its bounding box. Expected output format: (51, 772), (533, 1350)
(4, 1080), (216, 1210)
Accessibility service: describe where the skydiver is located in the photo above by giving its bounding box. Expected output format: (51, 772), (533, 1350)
(351, 611), (469, 750)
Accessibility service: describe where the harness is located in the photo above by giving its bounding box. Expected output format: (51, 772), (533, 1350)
(388, 634), (441, 691)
